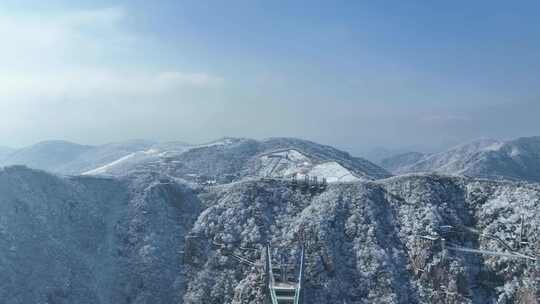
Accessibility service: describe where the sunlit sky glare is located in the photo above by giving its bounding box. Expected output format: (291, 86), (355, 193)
(1, 0), (539, 155)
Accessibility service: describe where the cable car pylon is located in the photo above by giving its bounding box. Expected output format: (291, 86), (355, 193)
(264, 244), (305, 304)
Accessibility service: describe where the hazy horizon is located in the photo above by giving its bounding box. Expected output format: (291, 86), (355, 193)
(1, 1), (539, 155)
(1, 134), (537, 164)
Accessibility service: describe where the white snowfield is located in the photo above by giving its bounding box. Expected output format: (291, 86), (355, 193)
(259, 149), (312, 177)
(83, 140), (239, 176)
(84, 145), (367, 184)
(82, 153), (138, 175)
(258, 149), (361, 183)
(82, 148), (162, 176)
(307, 161), (361, 183)
(196, 138), (236, 148)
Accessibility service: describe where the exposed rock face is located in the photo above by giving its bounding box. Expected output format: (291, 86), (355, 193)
(1, 166), (539, 303)
(381, 137), (540, 183)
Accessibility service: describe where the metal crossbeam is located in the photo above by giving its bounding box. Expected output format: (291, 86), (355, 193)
(266, 245), (304, 304)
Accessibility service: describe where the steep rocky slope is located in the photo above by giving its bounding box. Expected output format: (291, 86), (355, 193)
(1, 166), (538, 303)
(380, 137), (540, 182)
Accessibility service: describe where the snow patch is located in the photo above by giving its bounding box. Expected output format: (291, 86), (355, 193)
(509, 147), (521, 157)
(257, 150), (360, 183)
(483, 142), (504, 151)
(143, 148), (160, 155)
(196, 138), (235, 149)
(258, 149), (313, 178)
(308, 161), (361, 183)
(82, 152), (137, 175)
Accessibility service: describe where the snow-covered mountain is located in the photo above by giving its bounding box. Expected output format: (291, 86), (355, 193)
(0, 139), (187, 176)
(57, 139), (160, 174)
(80, 140), (192, 176)
(380, 151), (427, 173)
(3, 137), (540, 303)
(0, 146), (14, 161)
(83, 137), (391, 183)
(380, 136), (540, 182)
(0, 166), (200, 304)
(1, 166), (538, 303)
(361, 146), (412, 164)
(0, 138), (388, 184)
(0, 140), (93, 172)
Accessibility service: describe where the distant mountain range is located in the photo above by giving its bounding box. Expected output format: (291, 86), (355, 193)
(4, 136), (540, 183)
(0, 140), (159, 174)
(380, 136), (540, 182)
(0, 137), (391, 183)
(0, 146), (15, 160)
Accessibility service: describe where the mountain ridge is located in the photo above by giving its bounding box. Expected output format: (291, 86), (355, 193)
(1, 164), (539, 303)
(0, 137), (391, 183)
(380, 136), (540, 182)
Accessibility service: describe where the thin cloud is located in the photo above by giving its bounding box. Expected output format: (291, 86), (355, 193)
(0, 7), (127, 67)
(57, 7), (126, 27)
(0, 70), (223, 101)
(0, 7), (222, 100)
(0, 6), (224, 146)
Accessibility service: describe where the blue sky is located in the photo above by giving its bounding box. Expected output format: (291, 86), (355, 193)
(0, 1), (539, 155)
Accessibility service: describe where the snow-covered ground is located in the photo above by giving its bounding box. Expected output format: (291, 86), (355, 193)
(1, 166), (539, 303)
(82, 148), (166, 176)
(258, 149), (313, 177)
(307, 161), (361, 183)
(256, 149), (361, 183)
(0, 137), (391, 184)
(380, 136), (540, 182)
